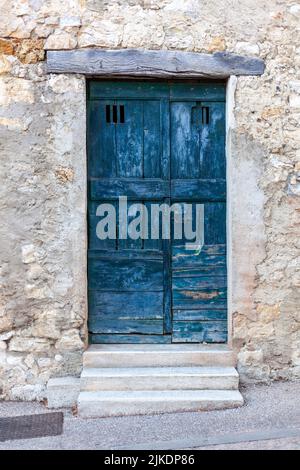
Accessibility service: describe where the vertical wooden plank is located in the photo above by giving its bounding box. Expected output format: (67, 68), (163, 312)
(88, 200), (117, 250)
(143, 97), (166, 251)
(169, 95), (227, 343)
(88, 100), (116, 178)
(118, 199), (143, 250)
(170, 101), (200, 178)
(143, 101), (162, 178)
(163, 203), (172, 334)
(204, 202), (226, 245)
(161, 97), (172, 334)
(115, 100), (143, 177)
(143, 200), (161, 250)
(161, 99), (170, 182)
(199, 101), (226, 179)
(172, 202), (199, 247)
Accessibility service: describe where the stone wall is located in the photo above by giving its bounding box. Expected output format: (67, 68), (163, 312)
(0, 0), (299, 400)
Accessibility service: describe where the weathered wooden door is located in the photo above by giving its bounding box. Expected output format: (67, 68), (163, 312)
(87, 81), (227, 343)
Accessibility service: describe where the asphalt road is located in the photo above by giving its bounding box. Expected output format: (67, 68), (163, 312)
(0, 380), (299, 450)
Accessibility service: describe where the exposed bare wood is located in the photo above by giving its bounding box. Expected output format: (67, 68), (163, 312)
(46, 48), (265, 78)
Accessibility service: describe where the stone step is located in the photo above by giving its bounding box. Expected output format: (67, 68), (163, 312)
(80, 366), (239, 391)
(78, 389), (244, 417)
(83, 344), (236, 368)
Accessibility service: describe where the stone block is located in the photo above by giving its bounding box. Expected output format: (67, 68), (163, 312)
(60, 16), (81, 28)
(11, 384), (45, 401)
(9, 337), (50, 353)
(0, 39), (14, 55)
(44, 31), (77, 49)
(47, 376), (80, 408)
(55, 329), (84, 351)
(0, 331), (14, 341)
(235, 42), (260, 55)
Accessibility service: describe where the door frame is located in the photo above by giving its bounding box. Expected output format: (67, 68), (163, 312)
(46, 48), (265, 348)
(225, 76), (237, 348)
(46, 48), (265, 346)
(85, 77), (235, 345)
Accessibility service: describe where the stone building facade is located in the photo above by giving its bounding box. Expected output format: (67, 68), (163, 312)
(0, 0), (299, 401)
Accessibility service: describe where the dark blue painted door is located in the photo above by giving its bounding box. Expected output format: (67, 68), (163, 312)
(87, 81), (226, 343)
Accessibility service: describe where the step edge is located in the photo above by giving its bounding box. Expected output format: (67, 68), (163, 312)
(78, 390), (244, 402)
(84, 350), (234, 356)
(81, 367), (239, 378)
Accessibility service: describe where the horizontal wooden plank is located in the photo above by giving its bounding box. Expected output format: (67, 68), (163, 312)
(90, 334), (171, 344)
(173, 288), (226, 301)
(170, 83), (225, 101)
(173, 309), (227, 321)
(173, 300), (227, 310)
(173, 288), (227, 309)
(89, 291), (163, 317)
(47, 49), (265, 79)
(89, 81), (170, 99)
(88, 258), (163, 291)
(172, 275), (226, 290)
(172, 265), (227, 276)
(88, 249), (163, 259)
(89, 309), (163, 320)
(88, 81), (225, 101)
(172, 245), (226, 268)
(171, 179), (226, 201)
(89, 319), (163, 334)
(89, 178), (169, 200)
(172, 243), (226, 255)
(172, 255), (226, 268)
(172, 321), (227, 343)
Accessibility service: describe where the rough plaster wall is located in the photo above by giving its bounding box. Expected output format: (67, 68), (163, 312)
(0, 0), (299, 398)
(0, 64), (87, 399)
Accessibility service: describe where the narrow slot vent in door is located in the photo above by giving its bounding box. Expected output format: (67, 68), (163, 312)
(105, 105), (125, 124)
(191, 104), (210, 126)
(112, 105), (118, 123)
(120, 105), (125, 123)
(201, 106), (209, 125)
(105, 105), (111, 123)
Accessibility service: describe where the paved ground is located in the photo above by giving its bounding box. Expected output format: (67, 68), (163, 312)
(0, 380), (299, 450)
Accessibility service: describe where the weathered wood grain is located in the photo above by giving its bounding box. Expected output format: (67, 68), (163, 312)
(172, 321), (227, 343)
(173, 265), (227, 276)
(173, 309), (227, 321)
(88, 258), (164, 291)
(172, 244), (226, 268)
(89, 318), (163, 334)
(88, 249), (163, 259)
(90, 334), (171, 344)
(89, 310), (163, 320)
(47, 48), (265, 78)
(89, 81), (170, 99)
(89, 178), (169, 200)
(172, 288), (227, 309)
(90, 291), (163, 316)
(170, 102), (225, 180)
(171, 179), (226, 201)
(172, 275), (227, 290)
(169, 82), (225, 101)
(89, 81), (225, 100)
